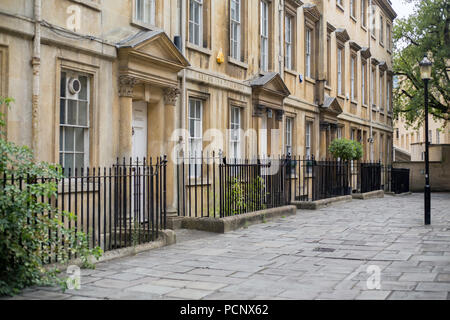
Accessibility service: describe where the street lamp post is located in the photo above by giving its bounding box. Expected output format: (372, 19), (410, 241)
(419, 55), (432, 225)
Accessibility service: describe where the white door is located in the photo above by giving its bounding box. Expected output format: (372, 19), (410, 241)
(259, 115), (268, 158)
(132, 101), (148, 161)
(132, 101), (148, 222)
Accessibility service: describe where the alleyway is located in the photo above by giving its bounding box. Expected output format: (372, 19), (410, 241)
(11, 193), (450, 300)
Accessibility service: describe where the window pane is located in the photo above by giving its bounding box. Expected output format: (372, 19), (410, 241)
(78, 101), (88, 126)
(67, 99), (77, 125)
(195, 121), (201, 137)
(75, 128), (84, 152)
(60, 127), (64, 151)
(78, 76), (88, 100)
(189, 119), (195, 137)
(64, 153), (74, 171)
(60, 72), (66, 98)
(64, 127), (74, 151)
(60, 99), (66, 124)
(75, 154), (84, 171)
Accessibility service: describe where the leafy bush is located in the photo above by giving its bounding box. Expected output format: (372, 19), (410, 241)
(223, 176), (266, 216)
(329, 138), (363, 161)
(0, 97), (102, 296)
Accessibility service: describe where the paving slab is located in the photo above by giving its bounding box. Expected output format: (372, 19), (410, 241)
(6, 193), (450, 300)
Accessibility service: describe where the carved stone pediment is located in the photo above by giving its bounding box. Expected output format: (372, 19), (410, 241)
(360, 47), (372, 59)
(319, 94), (343, 118)
(379, 61), (388, 72)
(335, 28), (350, 43)
(349, 41), (362, 52)
(248, 73), (290, 115)
(303, 4), (321, 23)
(117, 30), (189, 88)
(327, 22), (336, 34)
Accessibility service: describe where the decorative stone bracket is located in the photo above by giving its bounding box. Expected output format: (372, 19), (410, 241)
(119, 76), (137, 97)
(163, 87), (181, 106)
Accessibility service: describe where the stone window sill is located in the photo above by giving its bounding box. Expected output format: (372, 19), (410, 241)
(131, 19), (160, 32)
(69, 0), (101, 11)
(228, 56), (248, 69)
(284, 68), (298, 77)
(305, 76), (316, 85)
(186, 43), (212, 56)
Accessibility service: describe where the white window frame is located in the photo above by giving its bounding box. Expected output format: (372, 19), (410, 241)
(305, 28), (312, 78)
(379, 135), (384, 162)
(362, 61), (366, 104)
(387, 79), (391, 112)
(188, 98), (203, 177)
(350, 0), (356, 18)
(351, 56), (356, 101)
(189, 0), (203, 46)
(380, 16), (384, 44)
(379, 72), (384, 110)
(260, 0), (269, 71)
(361, 0), (367, 27)
(59, 70), (90, 173)
(371, 5), (376, 36)
(285, 14), (293, 70)
(337, 47), (343, 95)
(305, 121), (312, 159)
(285, 117), (293, 156)
(229, 106), (242, 160)
(230, 0), (241, 61)
(135, 0), (156, 26)
(371, 67), (376, 107)
(436, 129), (440, 144)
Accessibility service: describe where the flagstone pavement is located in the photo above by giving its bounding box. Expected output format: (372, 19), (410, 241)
(7, 193), (450, 300)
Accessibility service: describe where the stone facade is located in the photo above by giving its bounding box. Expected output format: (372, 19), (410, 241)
(394, 114), (450, 161)
(0, 0), (396, 211)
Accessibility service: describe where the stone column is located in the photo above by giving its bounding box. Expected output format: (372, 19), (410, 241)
(118, 76), (137, 160)
(163, 87), (181, 224)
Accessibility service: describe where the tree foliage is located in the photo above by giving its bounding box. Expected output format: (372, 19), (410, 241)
(329, 139), (363, 161)
(0, 97), (102, 296)
(393, 0), (449, 129)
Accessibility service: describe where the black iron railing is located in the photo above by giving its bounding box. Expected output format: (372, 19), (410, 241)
(2, 157), (167, 264)
(359, 162), (382, 193)
(390, 168), (410, 194)
(176, 153), (290, 218)
(177, 154), (385, 218)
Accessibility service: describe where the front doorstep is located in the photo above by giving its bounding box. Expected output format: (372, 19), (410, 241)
(352, 190), (385, 200)
(292, 195), (353, 210)
(179, 205), (297, 233)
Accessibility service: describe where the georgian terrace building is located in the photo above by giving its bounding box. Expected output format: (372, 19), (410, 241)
(0, 0), (396, 213)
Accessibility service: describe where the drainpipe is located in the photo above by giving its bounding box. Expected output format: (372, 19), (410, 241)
(279, 0), (284, 77)
(369, 0), (374, 162)
(279, 0), (285, 155)
(180, 0), (186, 140)
(32, 0), (41, 156)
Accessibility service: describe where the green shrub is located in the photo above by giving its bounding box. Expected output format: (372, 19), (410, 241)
(329, 138), (363, 161)
(0, 97), (102, 296)
(223, 175), (266, 216)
